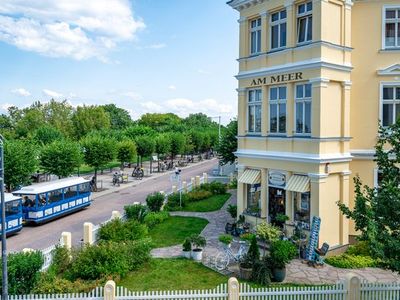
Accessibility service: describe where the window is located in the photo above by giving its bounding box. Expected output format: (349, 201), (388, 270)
(248, 89), (262, 133)
(250, 18), (262, 54)
(295, 84), (312, 134)
(297, 1), (312, 44)
(382, 85), (400, 126)
(269, 86), (287, 133)
(293, 192), (310, 230)
(271, 10), (287, 49)
(384, 8), (400, 48)
(246, 184), (261, 217)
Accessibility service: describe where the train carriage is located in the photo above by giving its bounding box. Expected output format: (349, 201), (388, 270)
(1, 193), (23, 235)
(12, 177), (91, 224)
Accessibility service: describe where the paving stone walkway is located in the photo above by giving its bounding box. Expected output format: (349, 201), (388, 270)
(151, 190), (400, 284)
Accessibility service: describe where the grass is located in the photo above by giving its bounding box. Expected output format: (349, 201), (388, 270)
(149, 216), (208, 248)
(182, 193), (231, 212)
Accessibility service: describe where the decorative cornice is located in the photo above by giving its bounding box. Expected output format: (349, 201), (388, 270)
(377, 64), (400, 76)
(309, 77), (330, 88)
(341, 81), (352, 90)
(227, 0), (266, 11)
(237, 16), (247, 23)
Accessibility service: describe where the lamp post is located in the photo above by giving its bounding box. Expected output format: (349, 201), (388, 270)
(0, 134), (8, 300)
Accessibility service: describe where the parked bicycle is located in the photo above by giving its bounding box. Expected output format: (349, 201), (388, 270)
(214, 240), (249, 271)
(131, 166), (144, 180)
(112, 172), (122, 186)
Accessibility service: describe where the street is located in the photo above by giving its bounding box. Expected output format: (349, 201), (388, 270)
(6, 159), (218, 252)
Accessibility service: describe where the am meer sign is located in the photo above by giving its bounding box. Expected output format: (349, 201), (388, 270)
(250, 72), (303, 86)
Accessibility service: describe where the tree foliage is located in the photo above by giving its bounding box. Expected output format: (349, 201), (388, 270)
(338, 121), (400, 272)
(217, 119), (237, 165)
(72, 105), (110, 138)
(135, 136), (155, 165)
(168, 132), (186, 159)
(155, 134), (171, 158)
(39, 140), (83, 178)
(4, 140), (38, 191)
(101, 104), (132, 130)
(33, 125), (64, 145)
(116, 140), (137, 168)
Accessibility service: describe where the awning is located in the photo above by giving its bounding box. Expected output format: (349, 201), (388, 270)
(285, 175), (310, 193)
(238, 169), (261, 185)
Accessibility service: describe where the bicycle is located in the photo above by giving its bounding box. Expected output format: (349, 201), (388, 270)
(214, 240), (248, 271)
(131, 167), (144, 180)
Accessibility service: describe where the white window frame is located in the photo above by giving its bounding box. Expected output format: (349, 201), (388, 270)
(270, 9), (287, 50)
(379, 82), (400, 127)
(297, 1), (313, 45)
(294, 83), (312, 135)
(292, 190), (311, 231)
(250, 17), (262, 55)
(382, 5), (400, 49)
(247, 89), (262, 134)
(269, 85), (287, 134)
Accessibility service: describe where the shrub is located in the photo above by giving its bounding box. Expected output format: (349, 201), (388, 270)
(98, 219), (148, 242)
(144, 211), (169, 229)
(240, 233), (256, 243)
(256, 222), (281, 244)
(0, 251), (44, 295)
(49, 245), (71, 275)
(146, 192), (165, 212)
(32, 273), (97, 294)
(124, 204), (148, 222)
(199, 182), (227, 195)
(346, 241), (371, 257)
(190, 234), (207, 250)
(219, 234), (233, 245)
(269, 240), (297, 269)
(187, 190), (212, 202)
(227, 204), (237, 219)
(325, 254), (379, 269)
(182, 238), (192, 251)
(165, 192), (188, 210)
(228, 178), (237, 189)
(251, 256), (273, 286)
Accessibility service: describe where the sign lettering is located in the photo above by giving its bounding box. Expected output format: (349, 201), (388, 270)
(251, 72), (303, 86)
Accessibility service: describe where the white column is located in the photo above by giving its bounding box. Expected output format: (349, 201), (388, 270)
(61, 232), (72, 250)
(83, 222), (94, 245)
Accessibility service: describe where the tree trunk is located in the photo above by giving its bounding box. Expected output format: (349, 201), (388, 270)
(94, 168), (98, 192)
(157, 153), (160, 172)
(150, 158), (152, 174)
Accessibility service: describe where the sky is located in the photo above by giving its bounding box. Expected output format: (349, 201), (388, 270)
(0, 0), (239, 124)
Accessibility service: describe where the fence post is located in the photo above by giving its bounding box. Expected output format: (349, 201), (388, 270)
(203, 173), (208, 184)
(172, 185), (178, 193)
(61, 232), (72, 250)
(104, 280), (116, 300)
(111, 210), (121, 219)
(191, 177), (195, 188)
(83, 222), (94, 245)
(182, 181), (187, 193)
(229, 173), (234, 183)
(228, 277), (239, 300)
(22, 248), (34, 253)
(344, 273), (361, 300)
(195, 176), (200, 186)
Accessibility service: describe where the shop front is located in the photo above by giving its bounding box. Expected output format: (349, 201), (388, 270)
(268, 171), (286, 225)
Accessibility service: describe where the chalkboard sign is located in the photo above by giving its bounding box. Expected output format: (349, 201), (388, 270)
(305, 216), (321, 261)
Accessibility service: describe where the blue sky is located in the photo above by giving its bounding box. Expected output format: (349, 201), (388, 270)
(0, 0), (239, 124)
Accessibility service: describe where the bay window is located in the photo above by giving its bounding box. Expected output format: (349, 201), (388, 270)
(295, 84), (312, 135)
(248, 89), (262, 133)
(250, 18), (262, 54)
(382, 85), (400, 126)
(271, 10), (287, 50)
(297, 1), (312, 44)
(269, 86), (287, 133)
(384, 8), (400, 48)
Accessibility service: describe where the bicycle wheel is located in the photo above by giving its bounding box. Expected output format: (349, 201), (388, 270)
(215, 252), (230, 271)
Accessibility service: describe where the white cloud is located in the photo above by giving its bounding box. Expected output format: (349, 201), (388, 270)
(147, 43), (166, 49)
(42, 89), (63, 98)
(122, 91), (142, 101)
(168, 85), (176, 90)
(198, 69), (211, 75)
(140, 101), (163, 112)
(11, 88), (30, 97)
(1, 102), (14, 110)
(0, 0), (145, 61)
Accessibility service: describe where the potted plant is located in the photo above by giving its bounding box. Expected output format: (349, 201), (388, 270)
(227, 204), (237, 219)
(190, 234), (206, 261)
(269, 240), (297, 282)
(182, 238), (192, 259)
(275, 214), (289, 228)
(240, 233), (256, 244)
(218, 234), (233, 248)
(239, 235), (259, 280)
(256, 222), (281, 255)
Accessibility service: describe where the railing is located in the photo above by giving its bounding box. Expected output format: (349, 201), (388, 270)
(9, 287), (104, 300)
(361, 281), (400, 299)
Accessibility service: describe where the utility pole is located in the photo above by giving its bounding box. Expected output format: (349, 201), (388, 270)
(0, 134), (8, 300)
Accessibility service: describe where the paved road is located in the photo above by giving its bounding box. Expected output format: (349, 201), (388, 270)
(6, 159), (218, 252)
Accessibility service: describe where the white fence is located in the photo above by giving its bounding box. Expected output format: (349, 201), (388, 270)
(9, 276), (400, 300)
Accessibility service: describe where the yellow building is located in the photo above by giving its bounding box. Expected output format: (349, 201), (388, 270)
(227, 0), (400, 250)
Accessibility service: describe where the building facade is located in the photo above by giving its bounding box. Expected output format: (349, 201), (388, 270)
(228, 0), (400, 249)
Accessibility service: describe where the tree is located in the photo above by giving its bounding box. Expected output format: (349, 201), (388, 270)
(33, 125), (64, 145)
(190, 131), (203, 154)
(338, 121), (400, 272)
(81, 136), (116, 189)
(155, 134), (171, 171)
(14, 108), (45, 138)
(123, 125), (156, 140)
(72, 105), (110, 139)
(135, 136), (155, 168)
(101, 104), (132, 130)
(217, 120), (237, 165)
(116, 140), (137, 169)
(4, 140), (38, 191)
(168, 132), (185, 162)
(39, 140), (83, 178)
(42, 99), (74, 137)
(138, 113), (181, 132)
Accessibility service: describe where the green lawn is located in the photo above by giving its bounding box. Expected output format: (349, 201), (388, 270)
(119, 258), (227, 291)
(182, 193), (231, 212)
(149, 216), (208, 248)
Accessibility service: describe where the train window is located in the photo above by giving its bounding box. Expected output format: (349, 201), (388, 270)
(38, 193), (47, 206)
(5, 201), (19, 216)
(64, 185), (78, 199)
(79, 183), (90, 194)
(48, 189), (63, 204)
(22, 195), (36, 208)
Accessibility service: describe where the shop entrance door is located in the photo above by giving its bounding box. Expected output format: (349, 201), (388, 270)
(268, 187), (286, 226)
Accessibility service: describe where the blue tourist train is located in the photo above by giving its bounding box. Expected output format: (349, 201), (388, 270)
(12, 177), (92, 224)
(2, 193), (23, 235)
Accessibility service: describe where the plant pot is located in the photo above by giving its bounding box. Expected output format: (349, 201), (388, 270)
(272, 267), (286, 282)
(182, 250), (191, 259)
(239, 264), (252, 280)
(191, 249), (203, 261)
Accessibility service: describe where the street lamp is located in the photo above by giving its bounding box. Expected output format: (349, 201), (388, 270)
(0, 134), (8, 300)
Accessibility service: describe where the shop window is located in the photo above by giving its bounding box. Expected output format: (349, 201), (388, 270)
(381, 86), (400, 126)
(271, 9), (287, 50)
(248, 89), (262, 133)
(250, 17), (262, 54)
(269, 86), (287, 133)
(295, 83), (312, 135)
(384, 8), (400, 48)
(246, 184), (261, 216)
(293, 192), (311, 230)
(297, 1), (312, 44)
